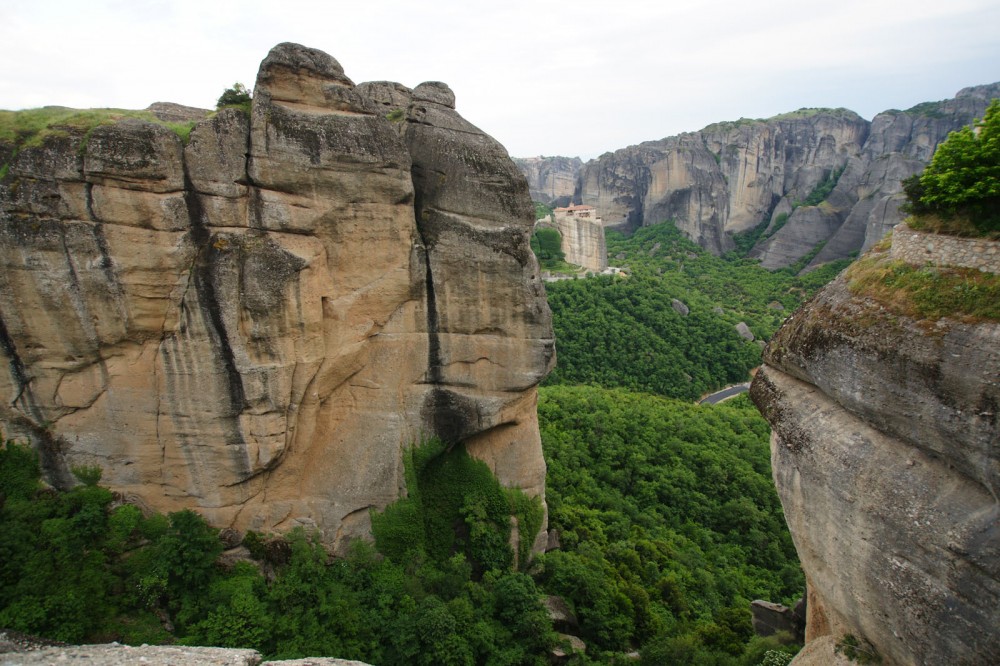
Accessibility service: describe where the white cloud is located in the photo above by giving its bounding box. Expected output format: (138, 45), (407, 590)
(1, 0), (997, 158)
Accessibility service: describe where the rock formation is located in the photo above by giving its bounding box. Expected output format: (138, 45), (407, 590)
(567, 84), (1000, 266)
(513, 156), (583, 206)
(546, 204), (607, 273)
(750, 231), (1000, 664)
(0, 43), (554, 551)
(0, 641), (371, 665)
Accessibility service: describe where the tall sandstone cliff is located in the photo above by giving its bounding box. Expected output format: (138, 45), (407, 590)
(750, 232), (999, 665)
(557, 83), (1000, 266)
(0, 43), (554, 551)
(512, 156), (582, 207)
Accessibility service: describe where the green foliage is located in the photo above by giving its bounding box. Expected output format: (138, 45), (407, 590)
(216, 82), (252, 112)
(847, 253), (1000, 322)
(0, 437), (557, 664)
(761, 649), (795, 666)
(0, 107), (199, 158)
(835, 634), (882, 664)
(534, 201), (554, 220)
(904, 99), (1000, 233)
(386, 108), (405, 122)
(904, 100), (947, 119)
(508, 489), (545, 569)
(71, 463), (103, 487)
(530, 226), (570, 272)
(0, 437), (40, 501)
(797, 166), (845, 208)
(730, 218), (772, 256)
(545, 221), (849, 400)
(538, 385), (803, 660)
(373, 439), (519, 575)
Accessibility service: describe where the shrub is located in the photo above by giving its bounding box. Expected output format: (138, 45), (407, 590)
(217, 83), (252, 110)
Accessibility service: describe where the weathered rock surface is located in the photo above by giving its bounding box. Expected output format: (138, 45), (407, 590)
(571, 84), (1000, 266)
(513, 156), (583, 206)
(750, 238), (1000, 664)
(545, 205), (607, 273)
(0, 43), (553, 551)
(0, 641), (373, 665)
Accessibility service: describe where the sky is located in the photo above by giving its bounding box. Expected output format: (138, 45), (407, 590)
(1, 0), (998, 160)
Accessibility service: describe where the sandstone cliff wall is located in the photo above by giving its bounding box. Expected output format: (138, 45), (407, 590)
(513, 156), (582, 206)
(549, 213), (607, 273)
(571, 84), (1000, 266)
(0, 43), (554, 551)
(750, 235), (1000, 664)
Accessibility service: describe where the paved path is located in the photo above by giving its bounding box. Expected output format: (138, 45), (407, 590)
(698, 382), (751, 405)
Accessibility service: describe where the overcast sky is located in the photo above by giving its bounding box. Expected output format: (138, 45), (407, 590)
(2, 0), (997, 159)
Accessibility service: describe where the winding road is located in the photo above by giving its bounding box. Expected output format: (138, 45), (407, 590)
(698, 382), (751, 405)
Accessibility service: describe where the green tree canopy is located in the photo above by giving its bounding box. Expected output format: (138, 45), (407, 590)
(904, 98), (1000, 233)
(217, 83), (252, 110)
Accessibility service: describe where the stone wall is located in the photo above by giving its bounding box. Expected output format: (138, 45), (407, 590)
(890, 222), (1000, 272)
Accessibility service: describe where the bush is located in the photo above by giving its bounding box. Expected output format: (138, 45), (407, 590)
(217, 83), (252, 111)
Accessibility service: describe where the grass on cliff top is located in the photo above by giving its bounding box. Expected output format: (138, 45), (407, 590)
(0, 107), (197, 150)
(702, 107), (855, 133)
(906, 213), (1000, 240)
(846, 250), (1000, 323)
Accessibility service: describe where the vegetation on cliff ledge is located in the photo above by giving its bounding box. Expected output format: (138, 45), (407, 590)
(0, 107), (198, 156)
(846, 250), (1000, 322)
(902, 98), (1000, 236)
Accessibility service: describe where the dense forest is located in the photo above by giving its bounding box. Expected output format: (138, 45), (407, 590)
(544, 222), (849, 399)
(0, 217), (845, 664)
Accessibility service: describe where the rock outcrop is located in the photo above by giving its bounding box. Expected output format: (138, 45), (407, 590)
(0, 43), (554, 551)
(0, 641), (372, 665)
(750, 234), (1000, 664)
(513, 156), (583, 206)
(571, 84), (1000, 265)
(546, 204), (607, 273)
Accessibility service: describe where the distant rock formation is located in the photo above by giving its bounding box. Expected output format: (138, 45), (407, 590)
(0, 43), (554, 551)
(513, 156), (583, 206)
(553, 83), (999, 267)
(750, 231), (1000, 664)
(548, 204), (607, 272)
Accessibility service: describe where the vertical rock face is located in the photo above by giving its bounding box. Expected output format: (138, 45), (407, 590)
(0, 43), (554, 550)
(549, 210), (607, 273)
(750, 239), (1000, 664)
(573, 84), (1000, 265)
(512, 156), (583, 206)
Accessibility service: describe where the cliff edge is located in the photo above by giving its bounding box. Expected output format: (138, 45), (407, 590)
(750, 226), (999, 664)
(0, 43), (554, 551)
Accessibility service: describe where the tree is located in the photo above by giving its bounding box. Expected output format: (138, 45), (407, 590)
(217, 82), (251, 110)
(905, 98), (1000, 233)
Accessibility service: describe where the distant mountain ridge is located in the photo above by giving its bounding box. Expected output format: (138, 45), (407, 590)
(516, 83), (1000, 269)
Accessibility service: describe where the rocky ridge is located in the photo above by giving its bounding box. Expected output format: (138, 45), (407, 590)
(516, 84), (1000, 268)
(749, 231), (1000, 664)
(0, 43), (554, 551)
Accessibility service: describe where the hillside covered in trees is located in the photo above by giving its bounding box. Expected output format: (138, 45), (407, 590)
(544, 222), (849, 400)
(0, 212), (840, 664)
